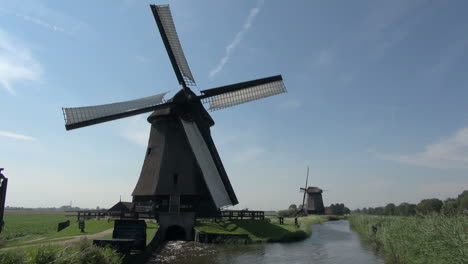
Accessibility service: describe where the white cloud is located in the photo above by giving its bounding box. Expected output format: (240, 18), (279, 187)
(231, 146), (266, 163)
(0, 1), (91, 37)
(0, 130), (36, 141)
(0, 28), (42, 94)
(124, 129), (150, 147)
(317, 49), (333, 66)
(382, 127), (468, 169)
(209, 0), (264, 79)
(121, 115), (151, 147)
(19, 14), (66, 33)
(279, 98), (302, 110)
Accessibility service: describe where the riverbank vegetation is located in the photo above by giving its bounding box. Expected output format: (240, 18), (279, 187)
(350, 190), (467, 264)
(0, 239), (122, 264)
(195, 215), (328, 243)
(353, 191), (467, 217)
(278, 203), (351, 217)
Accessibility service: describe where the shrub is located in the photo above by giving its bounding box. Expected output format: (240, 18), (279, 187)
(277, 208), (297, 217)
(32, 246), (57, 264)
(0, 250), (26, 264)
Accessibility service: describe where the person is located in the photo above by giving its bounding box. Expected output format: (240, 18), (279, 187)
(79, 220), (85, 233)
(294, 216), (299, 228)
(278, 216), (284, 225)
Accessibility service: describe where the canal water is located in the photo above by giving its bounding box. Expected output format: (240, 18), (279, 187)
(147, 220), (384, 264)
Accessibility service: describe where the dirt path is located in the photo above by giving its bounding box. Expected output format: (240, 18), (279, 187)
(1, 228), (114, 250)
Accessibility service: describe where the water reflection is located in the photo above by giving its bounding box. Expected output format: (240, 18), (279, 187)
(148, 220), (384, 264)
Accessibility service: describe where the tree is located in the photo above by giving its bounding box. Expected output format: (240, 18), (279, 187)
(396, 203), (416, 216)
(384, 203), (396, 215)
(457, 190), (468, 214)
(416, 199), (443, 215)
(289, 204), (298, 211)
(329, 203), (350, 215)
(441, 199), (458, 216)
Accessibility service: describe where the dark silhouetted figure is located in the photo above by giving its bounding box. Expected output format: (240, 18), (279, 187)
(79, 220), (85, 233)
(0, 168), (8, 234)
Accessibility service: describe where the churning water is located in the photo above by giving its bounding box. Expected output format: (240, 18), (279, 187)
(147, 220), (384, 264)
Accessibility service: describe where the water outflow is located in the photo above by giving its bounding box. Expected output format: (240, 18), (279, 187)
(147, 220), (384, 264)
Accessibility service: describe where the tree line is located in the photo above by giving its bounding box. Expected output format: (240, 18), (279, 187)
(353, 190), (468, 216)
(277, 203), (351, 217)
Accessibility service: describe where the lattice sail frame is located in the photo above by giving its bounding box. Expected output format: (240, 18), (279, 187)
(63, 93), (167, 126)
(153, 5), (196, 86)
(180, 119), (234, 208)
(202, 79), (286, 111)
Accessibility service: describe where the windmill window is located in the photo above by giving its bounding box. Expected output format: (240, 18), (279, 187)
(173, 174), (179, 185)
(146, 148), (152, 156)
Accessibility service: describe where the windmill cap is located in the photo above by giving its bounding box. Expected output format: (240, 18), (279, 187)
(306, 186), (323, 193)
(147, 90), (214, 126)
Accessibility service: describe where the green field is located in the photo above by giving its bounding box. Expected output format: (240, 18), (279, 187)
(349, 214), (468, 264)
(3, 214), (70, 240)
(1, 212), (114, 248)
(195, 215), (328, 242)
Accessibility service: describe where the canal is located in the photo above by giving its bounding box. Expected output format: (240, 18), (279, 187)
(147, 220), (384, 264)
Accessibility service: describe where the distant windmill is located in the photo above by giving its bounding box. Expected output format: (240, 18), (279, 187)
(61, 5), (287, 217)
(299, 167), (325, 214)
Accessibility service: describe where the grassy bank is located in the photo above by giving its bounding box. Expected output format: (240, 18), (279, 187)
(349, 214), (467, 264)
(0, 240), (122, 264)
(195, 215), (328, 243)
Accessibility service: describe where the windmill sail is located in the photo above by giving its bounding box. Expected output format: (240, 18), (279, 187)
(63, 92), (167, 130)
(180, 118), (233, 208)
(301, 166), (309, 211)
(200, 75), (286, 111)
(151, 5), (195, 86)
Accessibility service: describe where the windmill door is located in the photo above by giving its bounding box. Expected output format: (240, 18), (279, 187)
(169, 195), (180, 212)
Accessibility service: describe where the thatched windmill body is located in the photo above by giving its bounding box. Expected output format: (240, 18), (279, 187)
(62, 5), (287, 217)
(300, 167), (325, 214)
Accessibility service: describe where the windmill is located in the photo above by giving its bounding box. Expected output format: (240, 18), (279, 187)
(62, 5), (286, 217)
(299, 167), (325, 214)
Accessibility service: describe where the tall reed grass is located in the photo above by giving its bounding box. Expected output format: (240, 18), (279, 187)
(0, 239), (122, 264)
(349, 214), (467, 264)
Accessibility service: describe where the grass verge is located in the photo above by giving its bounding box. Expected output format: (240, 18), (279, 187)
(349, 214), (468, 264)
(195, 215), (328, 243)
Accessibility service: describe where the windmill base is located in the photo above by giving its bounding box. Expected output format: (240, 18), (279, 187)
(157, 212), (195, 241)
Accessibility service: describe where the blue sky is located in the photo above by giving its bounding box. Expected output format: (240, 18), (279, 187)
(1, 0), (467, 210)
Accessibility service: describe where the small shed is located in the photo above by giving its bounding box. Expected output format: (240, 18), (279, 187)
(108, 201), (134, 218)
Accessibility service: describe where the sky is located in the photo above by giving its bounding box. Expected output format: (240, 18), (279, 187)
(1, 0), (467, 210)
